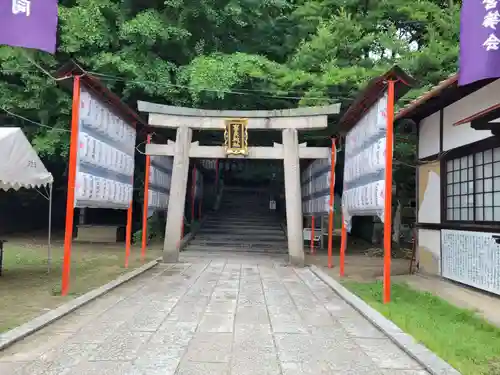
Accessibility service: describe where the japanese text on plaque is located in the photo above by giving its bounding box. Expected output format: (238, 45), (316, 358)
(224, 119), (248, 155)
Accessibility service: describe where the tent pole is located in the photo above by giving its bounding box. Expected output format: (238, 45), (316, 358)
(48, 183), (53, 273)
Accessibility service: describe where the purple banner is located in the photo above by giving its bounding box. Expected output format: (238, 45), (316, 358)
(0, 0), (58, 54)
(459, 0), (500, 86)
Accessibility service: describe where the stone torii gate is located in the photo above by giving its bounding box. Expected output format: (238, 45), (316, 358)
(137, 101), (341, 266)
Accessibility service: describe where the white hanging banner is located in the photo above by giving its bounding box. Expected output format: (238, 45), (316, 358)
(301, 152), (335, 215)
(342, 92), (389, 231)
(147, 153), (173, 217)
(74, 87), (137, 210)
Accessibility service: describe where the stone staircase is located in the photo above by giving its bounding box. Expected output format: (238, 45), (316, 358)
(185, 187), (288, 254)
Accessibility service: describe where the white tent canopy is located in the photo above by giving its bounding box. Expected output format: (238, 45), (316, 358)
(0, 127), (53, 191)
(0, 127), (54, 271)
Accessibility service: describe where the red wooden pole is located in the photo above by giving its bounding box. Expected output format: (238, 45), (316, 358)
(198, 192), (202, 220)
(340, 216), (347, 277)
(61, 75), (81, 297)
(141, 134), (151, 261)
(327, 138), (336, 269)
(125, 202), (133, 268)
(310, 216), (315, 255)
(383, 80), (396, 304)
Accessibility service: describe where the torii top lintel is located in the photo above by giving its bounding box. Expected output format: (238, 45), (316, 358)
(137, 101), (341, 130)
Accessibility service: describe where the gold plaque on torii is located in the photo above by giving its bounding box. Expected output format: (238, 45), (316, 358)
(224, 119), (248, 155)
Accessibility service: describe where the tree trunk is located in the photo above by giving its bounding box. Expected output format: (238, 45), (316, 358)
(392, 200), (401, 245)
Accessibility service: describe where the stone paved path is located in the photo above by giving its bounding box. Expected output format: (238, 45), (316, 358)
(0, 252), (429, 375)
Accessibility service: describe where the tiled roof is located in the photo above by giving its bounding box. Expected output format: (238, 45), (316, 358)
(454, 102), (500, 126)
(395, 74), (458, 120)
(337, 65), (416, 133)
(54, 60), (147, 129)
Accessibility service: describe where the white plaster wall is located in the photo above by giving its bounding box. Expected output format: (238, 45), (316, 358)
(418, 229), (441, 275)
(418, 169), (440, 224)
(418, 111), (440, 159)
(442, 80), (500, 151)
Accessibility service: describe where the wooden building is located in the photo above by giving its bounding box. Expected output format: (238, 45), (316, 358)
(396, 75), (500, 296)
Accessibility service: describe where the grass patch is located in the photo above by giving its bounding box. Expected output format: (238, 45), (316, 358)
(343, 281), (500, 375)
(0, 241), (161, 333)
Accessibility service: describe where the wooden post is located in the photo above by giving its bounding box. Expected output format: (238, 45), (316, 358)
(215, 159), (219, 192)
(310, 216), (315, 255)
(61, 75), (81, 297)
(141, 134), (151, 261)
(383, 80), (396, 304)
(327, 138), (336, 269)
(125, 203), (133, 268)
(191, 168), (196, 223)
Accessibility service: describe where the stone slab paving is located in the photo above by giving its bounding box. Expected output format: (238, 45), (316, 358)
(0, 253), (429, 375)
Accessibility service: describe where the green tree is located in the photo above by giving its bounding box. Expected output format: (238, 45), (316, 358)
(0, 0), (462, 224)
